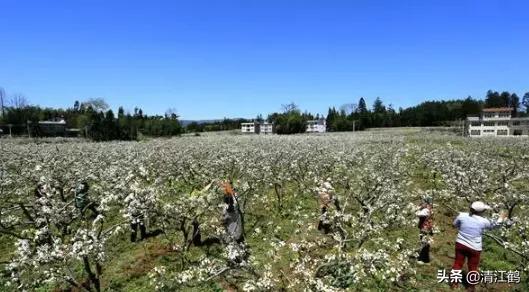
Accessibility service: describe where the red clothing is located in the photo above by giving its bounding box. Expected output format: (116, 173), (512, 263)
(452, 242), (481, 271)
(452, 242), (481, 290)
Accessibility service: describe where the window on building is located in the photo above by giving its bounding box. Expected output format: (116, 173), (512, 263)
(483, 129), (495, 133)
(513, 121), (521, 126)
(497, 121), (509, 126)
(513, 130), (523, 136)
(471, 122), (481, 127)
(484, 113), (495, 118)
(483, 122), (495, 127)
(470, 130), (481, 136)
(497, 130), (508, 136)
(499, 113), (511, 118)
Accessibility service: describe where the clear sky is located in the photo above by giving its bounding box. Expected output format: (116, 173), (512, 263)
(1, 0), (528, 120)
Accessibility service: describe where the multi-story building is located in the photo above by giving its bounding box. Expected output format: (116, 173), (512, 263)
(306, 119), (327, 133)
(260, 122), (273, 134)
(38, 118), (67, 136)
(241, 122), (258, 134)
(242, 119), (327, 134)
(241, 122), (274, 134)
(467, 108), (529, 137)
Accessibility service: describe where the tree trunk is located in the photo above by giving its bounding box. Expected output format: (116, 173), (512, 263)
(274, 183), (283, 210)
(83, 256), (100, 292)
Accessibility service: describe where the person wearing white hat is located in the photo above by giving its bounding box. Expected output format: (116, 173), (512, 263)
(450, 201), (507, 290)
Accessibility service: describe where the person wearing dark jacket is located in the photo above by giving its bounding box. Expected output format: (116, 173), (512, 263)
(416, 197), (433, 263)
(222, 181), (244, 243)
(74, 182), (99, 218)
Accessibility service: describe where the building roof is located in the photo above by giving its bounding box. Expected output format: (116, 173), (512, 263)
(307, 119), (326, 124)
(38, 120), (66, 125)
(482, 107), (513, 112)
(467, 116), (529, 121)
(39, 121), (66, 126)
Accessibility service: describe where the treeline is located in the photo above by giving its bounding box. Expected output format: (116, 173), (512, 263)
(182, 90), (529, 135)
(183, 105), (322, 135)
(0, 95), (182, 140)
(2, 87), (529, 138)
(267, 103), (320, 134)
(82, 106), (181, 141)
(326, 90), (529, 132)
(185, 118), (252, 132)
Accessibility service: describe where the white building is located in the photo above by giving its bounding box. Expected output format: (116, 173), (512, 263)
(38, 118), (67, 136)
(241, 122), (258, 134)
(241, 122), (274, 134)
(260, 122), (273, 134)
(306, 119), (327, 133)
(467, 108), (529, 137)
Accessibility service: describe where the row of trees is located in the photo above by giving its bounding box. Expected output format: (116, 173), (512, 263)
(484, 90), (526, 115)
(184, 104), (322, 135)
(225, 90), (528, 134)
(2, 87), (529, 138)
(0, 88), (182, 140)
(83, 106), (181, 141)
(325, 91), (529, 132)
(267, 103), (319, 135)
(185, 118), (252, 133)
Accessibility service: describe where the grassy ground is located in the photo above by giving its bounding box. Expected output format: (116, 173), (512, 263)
(96, 199), (521, 291)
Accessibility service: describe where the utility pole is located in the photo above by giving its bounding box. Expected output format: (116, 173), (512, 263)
(8, 124), (12, 138)
(353, 120), (356, 132)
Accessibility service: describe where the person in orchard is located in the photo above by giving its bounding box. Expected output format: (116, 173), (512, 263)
(221, 180), (244, 243)
(129, 207), (147, 243)
(451, 201), (509, 291)
(74, 181), (99, 218)
(317, 180), (341, 234)
(416, 196), (433, 264)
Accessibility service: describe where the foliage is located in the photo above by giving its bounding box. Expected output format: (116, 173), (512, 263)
(325, 90), (529, 132)
(184, 118), (252, 133)
(0, 98), (182, 140)
(268, 104), (311, 135)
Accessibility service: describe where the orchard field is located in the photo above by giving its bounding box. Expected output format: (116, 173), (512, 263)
(0, 129), (528, 291)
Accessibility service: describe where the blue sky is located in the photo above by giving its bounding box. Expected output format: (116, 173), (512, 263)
(1, 0), (528, 120)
